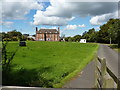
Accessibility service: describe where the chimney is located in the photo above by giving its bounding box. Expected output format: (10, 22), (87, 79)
(58, 27), (60, 34)
(58, 27), (60, 41)
(36, 27), (38, 32)
(35, 27), (38, 40)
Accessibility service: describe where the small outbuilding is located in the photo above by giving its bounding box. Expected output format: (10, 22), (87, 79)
(80, 39), (86, 43)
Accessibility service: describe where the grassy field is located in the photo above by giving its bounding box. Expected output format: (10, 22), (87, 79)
(3, 41), (98, 87)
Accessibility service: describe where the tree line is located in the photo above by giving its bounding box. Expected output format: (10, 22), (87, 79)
(0, 19), (120, 47)
(0, 30), (35, 41)
(64, 19), (120, 47)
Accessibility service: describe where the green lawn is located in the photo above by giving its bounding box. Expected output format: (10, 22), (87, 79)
(3, 41), (98, 87)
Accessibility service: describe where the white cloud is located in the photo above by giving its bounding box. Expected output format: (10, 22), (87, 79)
(89, 16), (102, 25)
(41, 27), (46, 29)
(33, 10), (74, 26)
(43, 0), (117, 17)
(78, 24), (86, 27)
(0, 1), (2, 21)
(1, 0), (118, 26)
(66, 25), (77, 30)
(64, 24), (86, 30)
(90, 11), (118, 25)
(33, 0), (118, 26)
(41, 26), (58, 29)
(51, 27), (57, 29)
(1, 0), (43, 20)
(4, 0), (119, 2)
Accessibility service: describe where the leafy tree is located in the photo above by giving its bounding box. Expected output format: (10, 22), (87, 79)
(68, 37), (75, 42)
(118, 30), (120, 48)
(96, 19), (120, 44)
(73, 35), (82, 42)
(106, 19), (119, 44)
(2, 30), (22, 41)
(97, 25), (109, 43)
(82, 28), (96, 42)
(2, 41), (19, 84)
(7, 30), (22, 40)
(2, 32), (9, 40)
(65, 37), (71, 42)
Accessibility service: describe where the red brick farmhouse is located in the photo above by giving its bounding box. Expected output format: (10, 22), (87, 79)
(36, 27), (60, 41)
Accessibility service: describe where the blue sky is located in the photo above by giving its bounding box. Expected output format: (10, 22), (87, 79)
(0, 0), (118, 37)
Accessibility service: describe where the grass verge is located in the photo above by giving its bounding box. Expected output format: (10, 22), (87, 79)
(3, 41), (99, 88)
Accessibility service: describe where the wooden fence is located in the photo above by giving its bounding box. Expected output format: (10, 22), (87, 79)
(95, 56), (120, 88)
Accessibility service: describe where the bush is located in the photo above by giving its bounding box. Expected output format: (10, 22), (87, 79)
(3, 38), (12, 41)
(12, 37), (18, 41)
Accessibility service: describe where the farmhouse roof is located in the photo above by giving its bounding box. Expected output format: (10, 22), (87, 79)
(37, 29), (59, 34)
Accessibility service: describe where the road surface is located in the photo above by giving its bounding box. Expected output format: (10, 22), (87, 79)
(63, 60), (95, 88)
(63, 44), (119, 88)
(98, 44), (119, 78)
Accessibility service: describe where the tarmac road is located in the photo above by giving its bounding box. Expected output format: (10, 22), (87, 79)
(63, 44), (119, 88)
(98, 44), (119, 78)
(63, 60), (95, 88)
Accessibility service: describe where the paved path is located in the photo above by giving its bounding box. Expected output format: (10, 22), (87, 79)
(63, 60), (96, 88)
(63, 44), (119, 88)
(98, 44), (119, 78)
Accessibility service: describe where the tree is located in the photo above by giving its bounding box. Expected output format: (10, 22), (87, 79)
(118, 30), (120, 48)
(106, 19), (119, 44)
(73, 35), (81, 42)
(97, 25), (109, 43)
(68, 37), (75, 42)
(7, 30), (22, 41)
(82, 28), (96, 42)
(65, 37), (70, 42)
(2, 41), (19, 84)
(2, 30), (23, 41)
(96, 19), (120, 44)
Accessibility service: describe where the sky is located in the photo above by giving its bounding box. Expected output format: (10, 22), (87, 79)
(0, 0), (119, 37)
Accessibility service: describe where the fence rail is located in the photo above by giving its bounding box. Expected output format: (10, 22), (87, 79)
(95, 56), (120, 88)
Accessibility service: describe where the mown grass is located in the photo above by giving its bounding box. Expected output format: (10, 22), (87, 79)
(3, 41), (98, 88)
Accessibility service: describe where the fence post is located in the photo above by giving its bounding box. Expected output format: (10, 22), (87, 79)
(95, 57), (107, 88)
(95, 58), (99, 88)
(95, 56), (120, 88)
(118, 79), (120, 89)
(101, 58), (106, 88)
(105, 78), (114, 88)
